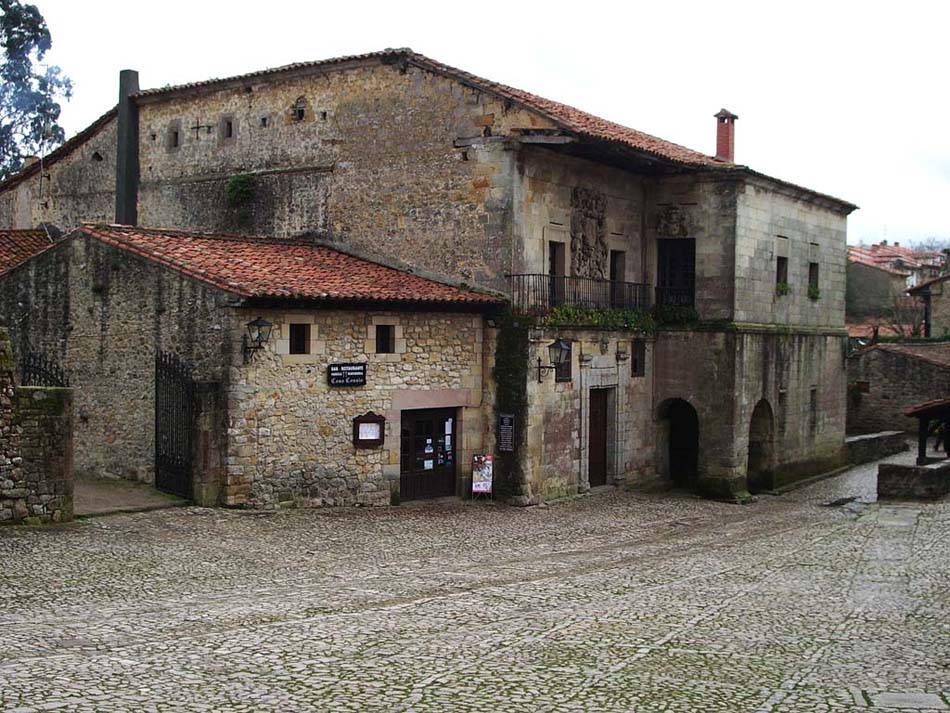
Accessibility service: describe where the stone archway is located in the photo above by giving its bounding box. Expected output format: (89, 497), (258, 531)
(747, 399), (775, 492)
(658, 398), (699, 488)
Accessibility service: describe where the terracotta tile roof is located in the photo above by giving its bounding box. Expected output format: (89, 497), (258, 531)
(863, 343), (950, 371)
(3, 49), (857, 214)
(908, 272), (950, 294)
(77, 224), (503, 307)
(849, 243), (945, 277)
(131, 48), (857, 211)
(0, 107), (117, 193)
(136, 48), (718, 167)
(847, 246), (911, 276)
(0, 229), (55, 274)
(846, 322), (917, 339)
(905, 397), (950, 418)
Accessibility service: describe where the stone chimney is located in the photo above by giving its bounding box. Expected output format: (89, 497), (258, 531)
(714, 108), (738, 162)
(115, 69), (140, 226)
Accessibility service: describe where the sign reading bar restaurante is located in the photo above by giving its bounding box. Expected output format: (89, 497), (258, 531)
(327, 363), (367, 387)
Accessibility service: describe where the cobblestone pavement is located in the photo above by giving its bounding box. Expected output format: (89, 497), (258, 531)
(1, 450), (948, 712)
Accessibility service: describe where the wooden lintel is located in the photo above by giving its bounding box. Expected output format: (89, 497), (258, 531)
(511, 135), (576, 145)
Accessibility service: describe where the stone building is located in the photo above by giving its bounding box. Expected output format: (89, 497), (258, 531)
(0, 49), (857, 505)
(848, 343), (950, 434)
(846, 246), (912, 320)
(909, 274), (950, 338)
(0, 224), (499, 507)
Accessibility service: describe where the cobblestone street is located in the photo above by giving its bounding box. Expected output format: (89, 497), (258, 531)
(1, 452), (948, 712)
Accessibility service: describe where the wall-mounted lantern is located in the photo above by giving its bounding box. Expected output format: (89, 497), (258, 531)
(537, 338), (571, 382)
(243, 317), (273, 363)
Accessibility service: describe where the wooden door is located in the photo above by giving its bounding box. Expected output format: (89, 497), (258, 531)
(400, 409), (457, 500)
(588, 389), (608, 487)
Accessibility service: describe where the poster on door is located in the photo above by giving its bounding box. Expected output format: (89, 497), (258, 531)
(471, 454), (493, 494)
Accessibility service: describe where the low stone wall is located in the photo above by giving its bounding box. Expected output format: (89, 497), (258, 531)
(0, 329), (74, 525)
(846, 431), (908, 465)
(878, 461), (950, 500)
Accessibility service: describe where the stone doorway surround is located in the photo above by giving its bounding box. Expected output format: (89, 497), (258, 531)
(577, 347), (626, 493)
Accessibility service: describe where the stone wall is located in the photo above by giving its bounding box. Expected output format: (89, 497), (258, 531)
(878, 460), (950, 500)
(648, 176), (739, 321)
(924, 280), (950, 337)
(733, 330), (848, 489)
(0, 329), (73, 524)
(846, 431), (908, 465)
(0, 118), (118, 231)
(515, 147), (645, 282)
(0, 234), (235, 484)
(734, 180), (848, 328)
(136, 61), (545, 293)
(846, 262), (905, 320)
(847, 345), (950, 434)
(653, 328), (848, 496)
(225, 309), (486, 508)
(521, 326), (654, 503)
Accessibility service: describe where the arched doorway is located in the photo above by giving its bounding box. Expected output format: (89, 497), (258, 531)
(658, 398), (699, 487)
(747, 400), (775, 492)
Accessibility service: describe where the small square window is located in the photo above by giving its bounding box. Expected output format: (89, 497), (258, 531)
(631, 339), (646, 377)
(376, 324), (395, 354)
(289, 323), (310, 355)
(555, 340), (572, 382)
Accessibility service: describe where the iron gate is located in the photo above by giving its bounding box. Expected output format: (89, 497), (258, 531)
(155, 351), (195, 499)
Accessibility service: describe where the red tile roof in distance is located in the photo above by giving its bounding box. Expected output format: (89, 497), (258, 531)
(77, 225), (502, 307)
(0, 229), (55, 274)
(847, 246), (911, 276)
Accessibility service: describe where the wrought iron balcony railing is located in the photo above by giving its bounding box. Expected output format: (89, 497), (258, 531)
(654, 286), (695, 307)
(509, 274), (650, 314)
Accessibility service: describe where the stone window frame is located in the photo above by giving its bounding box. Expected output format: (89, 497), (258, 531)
(288, 323), (311, 355)
(543, 224), (571, 276)
(165, 119), (182, 152)
(274, 314), (326, 364)
(631, 338), (646, 377)
(555, 340), (573, 383)
(291, 96), (307, 122)
(218, 114), (237, 144)
(375, 324), (395, 354)
(365, 316), (406, 363)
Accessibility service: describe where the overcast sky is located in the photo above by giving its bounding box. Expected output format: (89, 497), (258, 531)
(35, 0), (950, 245)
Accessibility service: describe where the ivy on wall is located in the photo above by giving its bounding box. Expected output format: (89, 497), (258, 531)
(225, 174), (256, 227)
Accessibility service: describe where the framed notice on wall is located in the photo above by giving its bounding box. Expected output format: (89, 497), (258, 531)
(353, 412), (385, 448)
(472, 454), (493, 494)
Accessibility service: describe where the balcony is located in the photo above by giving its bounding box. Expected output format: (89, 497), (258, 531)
(509, 274), (650, 314)
(654, 286), (695, 307)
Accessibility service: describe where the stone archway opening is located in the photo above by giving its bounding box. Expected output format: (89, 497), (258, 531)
(658, 398), (699, 488)
(747, 399), (775, 493)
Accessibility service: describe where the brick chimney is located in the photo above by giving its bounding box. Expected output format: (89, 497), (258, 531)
(714, 109), (738, 162)
(115, 69), (140, 226)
